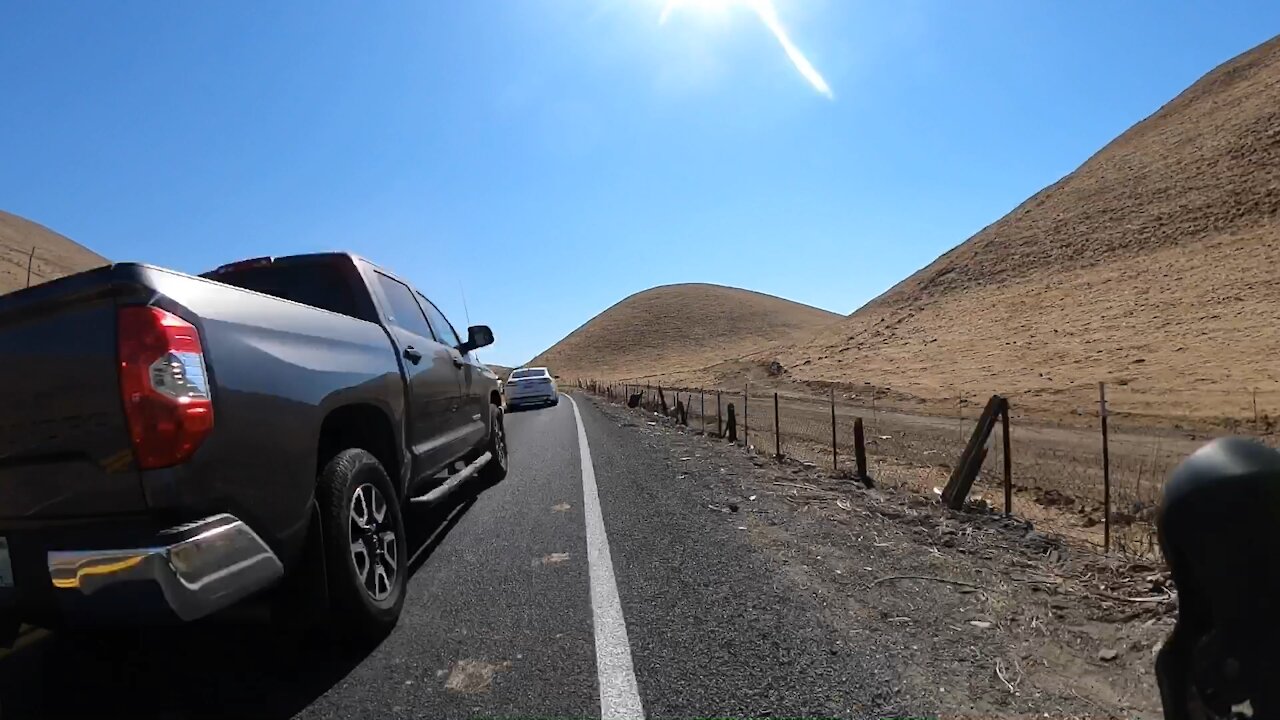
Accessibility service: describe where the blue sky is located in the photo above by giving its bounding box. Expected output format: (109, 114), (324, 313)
(2, 2), (1278, 366)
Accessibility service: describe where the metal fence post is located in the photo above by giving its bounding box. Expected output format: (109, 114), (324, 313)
(830, 387), (838, 471)
(1099, 382), (1111, 554)
(743, 385), (749, 447)
(26, 246), (36, 288)
(773, 392), (782, 460)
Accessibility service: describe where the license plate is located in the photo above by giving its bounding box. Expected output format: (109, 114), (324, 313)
(0, 539), (14, 588)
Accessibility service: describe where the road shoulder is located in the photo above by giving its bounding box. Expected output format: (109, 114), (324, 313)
(575, 392), (912, 719)
(575, 391), (1167, 719)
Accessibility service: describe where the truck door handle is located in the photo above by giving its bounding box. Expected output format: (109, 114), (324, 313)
(403, 347), (423, 364)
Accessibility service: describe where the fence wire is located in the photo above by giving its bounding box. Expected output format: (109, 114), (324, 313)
(575, 378), (1280, 559)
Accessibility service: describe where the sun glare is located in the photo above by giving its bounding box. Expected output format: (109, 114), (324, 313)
(658, 0), (834, 99)
(659, 0), (734, 24)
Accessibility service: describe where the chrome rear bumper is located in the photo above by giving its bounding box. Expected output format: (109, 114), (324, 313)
(47, 514), (283, 622)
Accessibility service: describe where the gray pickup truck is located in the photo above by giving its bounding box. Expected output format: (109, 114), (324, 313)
(0, 252), (507, 641)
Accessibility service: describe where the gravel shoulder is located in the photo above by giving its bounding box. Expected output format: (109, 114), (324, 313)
(582, 392), (1171, 719)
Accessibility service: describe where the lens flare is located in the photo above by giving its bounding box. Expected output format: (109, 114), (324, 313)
(659, 0), (833, 99)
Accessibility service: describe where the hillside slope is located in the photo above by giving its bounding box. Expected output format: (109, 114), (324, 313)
(531, 283), (841, 381)
(485, 363), (515, 380)
(773, 34), (1280, 418)
(0, 211), (107, 294)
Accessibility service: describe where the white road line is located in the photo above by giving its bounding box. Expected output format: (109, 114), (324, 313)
(565, 394), (646, 720)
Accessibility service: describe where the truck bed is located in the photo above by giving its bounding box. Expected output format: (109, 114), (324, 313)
(0, 263), (407, 562)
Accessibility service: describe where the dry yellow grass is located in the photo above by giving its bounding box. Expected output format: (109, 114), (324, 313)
(530, 283), (841, 382)
(0, 210), (107, 295)
(485, 363), (515, 379)
(758, 34), (1280, 419)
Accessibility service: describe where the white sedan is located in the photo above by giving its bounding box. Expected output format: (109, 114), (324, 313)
(504, 367), (559, 410)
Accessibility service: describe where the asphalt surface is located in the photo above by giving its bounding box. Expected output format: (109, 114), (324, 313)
(0, 395), (898, 719)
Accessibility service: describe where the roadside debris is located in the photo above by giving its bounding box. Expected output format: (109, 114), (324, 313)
(587, 393), (1169, 717)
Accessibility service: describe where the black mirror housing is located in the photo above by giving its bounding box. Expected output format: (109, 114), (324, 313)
(461, 325), (494, 353)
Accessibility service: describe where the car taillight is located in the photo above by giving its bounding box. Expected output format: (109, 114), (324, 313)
(117, 306), (214, 469)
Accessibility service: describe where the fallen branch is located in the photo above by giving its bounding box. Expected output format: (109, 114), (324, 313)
(871, 575), (985, 590)
(1012, 574), (1063, 585)
(995, 659), (1017, 694)
(1069, 688), (1116, 718)
(1087, 590), (1174, 604)
(771, 481), (838, 494)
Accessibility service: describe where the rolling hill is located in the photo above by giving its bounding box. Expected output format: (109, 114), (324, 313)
(485, 363), (515, 380)
(530, 283), (841, 382)
(0, 210), (107, 294)
(770, 34), (1280, 419)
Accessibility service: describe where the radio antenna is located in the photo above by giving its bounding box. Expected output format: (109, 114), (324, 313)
(459, 281), (476, 361)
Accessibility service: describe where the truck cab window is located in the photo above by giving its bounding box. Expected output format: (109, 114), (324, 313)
(209, 265), (362, 319)
(417, 293), (462, 349)
(375, 274), (435, 339)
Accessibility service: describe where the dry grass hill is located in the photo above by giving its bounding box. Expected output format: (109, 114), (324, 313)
(530, 284), (841, 382)
(752, 34), (1280, 421)
(485, 363), (515, 380)
(0, 210), (107, 295)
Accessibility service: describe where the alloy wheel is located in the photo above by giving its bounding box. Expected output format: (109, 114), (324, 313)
(348, 483), (398, 602)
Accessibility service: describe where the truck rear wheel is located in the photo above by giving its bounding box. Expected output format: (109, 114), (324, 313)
(479, 404), (508, 485)
(316, 448), (407, 642)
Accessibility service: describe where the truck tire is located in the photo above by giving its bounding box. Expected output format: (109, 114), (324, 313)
(316, 448), (407, 642)
(479, 404), (508, 485)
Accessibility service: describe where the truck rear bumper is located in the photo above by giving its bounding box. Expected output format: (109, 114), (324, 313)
(46, 514), (283, 623)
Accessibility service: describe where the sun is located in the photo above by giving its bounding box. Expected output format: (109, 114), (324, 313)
(656, 0), (834, 99)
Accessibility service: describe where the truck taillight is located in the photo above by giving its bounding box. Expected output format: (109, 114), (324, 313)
(117, 307), (214, 470)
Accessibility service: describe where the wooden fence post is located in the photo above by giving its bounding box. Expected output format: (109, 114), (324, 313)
(830, 386), (838, 471)
(743, 386), (749, 447)
(1100, 382), (1111, 554)
(1002, 400), (1012, 517)
(726, 404), (737, 443)
(773, 392), (782, 460)
(853, 417), (869, 486)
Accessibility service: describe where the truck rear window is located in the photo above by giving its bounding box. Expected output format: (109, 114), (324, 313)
(207, 265), (365, 320)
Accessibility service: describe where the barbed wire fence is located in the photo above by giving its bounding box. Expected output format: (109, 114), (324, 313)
(577, 377), (1280, 559)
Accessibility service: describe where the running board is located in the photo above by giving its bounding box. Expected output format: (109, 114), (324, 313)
(409, 451), (492, 504)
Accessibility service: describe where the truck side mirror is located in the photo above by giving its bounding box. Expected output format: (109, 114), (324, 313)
(460, 325), (494, 353)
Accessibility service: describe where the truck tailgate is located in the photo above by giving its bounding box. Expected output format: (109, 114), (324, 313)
(0, 268), (146, 519)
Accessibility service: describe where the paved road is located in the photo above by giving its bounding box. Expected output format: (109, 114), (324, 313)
(0, 395), (898, 719)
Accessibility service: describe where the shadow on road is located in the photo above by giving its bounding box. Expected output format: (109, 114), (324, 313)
(0, 486), (488, 719)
